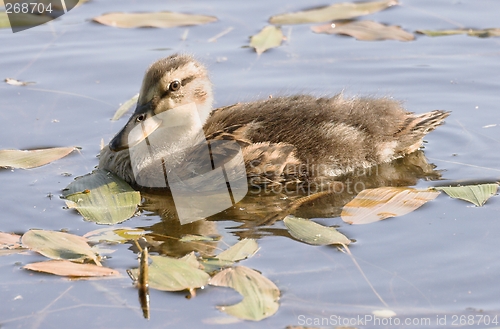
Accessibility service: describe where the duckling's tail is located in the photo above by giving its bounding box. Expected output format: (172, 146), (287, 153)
(395, 110), (450, 138)
(411, 110), (450, 135)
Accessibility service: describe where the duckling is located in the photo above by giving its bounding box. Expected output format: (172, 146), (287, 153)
(99, 54), (449, 189)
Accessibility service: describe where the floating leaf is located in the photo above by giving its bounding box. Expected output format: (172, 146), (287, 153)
(129, 255), (209, 292)
(209, 266), (280, 321)
(112, 93), (139, 121)
(84, 227), (147, 244)
(21, 230), (100, 265)
(269, 0), (398, 25)
(0, 147), (77, 169)
(4, 78), (34, 86)
(250, 25), (283, 55)
(434, 184), (498, 207)
(0, 232), (25, 255)
(312, 20), (414, 41)
(417, 28), (500, 38)
(341, 187), (439, 224)
(93, 12), (217, 28)
(283, 216), (350, 246)
(0, 232), (22, 249)
(217, 239), (259, 262)
(62, 169), (141, 225)
(24, 260), (119, 277)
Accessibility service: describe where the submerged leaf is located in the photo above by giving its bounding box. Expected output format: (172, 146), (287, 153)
(21, 230), (100, 264)
(434, 184), (498, 207)
(24, 260), (119, 277)
(62, 169), (141, 225)
(250, 25), (284, 55)
(269, 0), (398, 25)
(0, 147), (77, 169)
(93, 12), (217, 28)
(341, 187), (439, 224)
(217, 239), (259, 262)
(284, 216), (350, 245)
(129, 255), (209, 292)
(0, 12), (53, 29)
(112, 93), (139, 121)
(417, 28), (500, 38)
(210, 266), (280, 321)
(84, 227), (147, 244)
(312, 20), (414, 41)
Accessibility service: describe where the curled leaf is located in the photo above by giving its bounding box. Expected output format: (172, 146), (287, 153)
(209, 266), (280, 321)
(62, 169), (141, 225)
(250, 25), (283, 55)
(284, 216), (350, 246)
(0, 147), (77, 169)
(341, 187), (439, 224)
(434, 184), (498, 207)
(24, 260), (119, 277)
(112, 93), (139, 121)
(312, 20), (414, 41)
(269, 0), (398, 25)
(5, 78), (34, 86)
(93, 12), (217, 28)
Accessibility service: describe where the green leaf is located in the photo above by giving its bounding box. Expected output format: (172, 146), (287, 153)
(62, 169), (141, 225)
(417, 28), (500, 38)
(284, 216), (350, 246)
(250, 25), (284, 55)
(434, 184), (498, 207)
(0, 147), (77, 169)
(200, 258), (235, 273)
(269, 0), (398, 25)
(21, 230), (100, 265)
(341, 187), (439, 224)
(93, 12), (217, 28)
(209, 266), (280, 321)
(24, 260), (119, 277)
(131, 254), (209, 292)
(112, 93), (139, 121)
(217, 239), (259, 262)
(312, 20), (414, 41)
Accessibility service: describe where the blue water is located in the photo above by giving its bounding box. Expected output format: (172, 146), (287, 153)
(1, 0), (499, 328)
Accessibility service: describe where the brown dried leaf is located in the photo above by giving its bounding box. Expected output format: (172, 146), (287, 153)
(24, 260), (120, 277)
(312, 20), (414, 41)
(341, 187), (439, 224)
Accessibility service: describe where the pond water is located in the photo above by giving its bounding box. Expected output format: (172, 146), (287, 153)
(1, 0), (499, 328)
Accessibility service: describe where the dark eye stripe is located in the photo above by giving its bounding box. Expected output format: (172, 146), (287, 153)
(181, 76), (196, 86)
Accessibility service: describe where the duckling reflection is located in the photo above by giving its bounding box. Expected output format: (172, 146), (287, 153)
(136, 150), (440, 247)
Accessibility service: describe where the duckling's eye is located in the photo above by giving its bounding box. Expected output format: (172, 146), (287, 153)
(169, 80), (181, 92)
(136, 114), (145, 122)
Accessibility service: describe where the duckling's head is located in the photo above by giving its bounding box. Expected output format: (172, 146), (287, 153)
(109, 54), (214, 152)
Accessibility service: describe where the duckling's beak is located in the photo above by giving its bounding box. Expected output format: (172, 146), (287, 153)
(109, 101), (161, 152)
